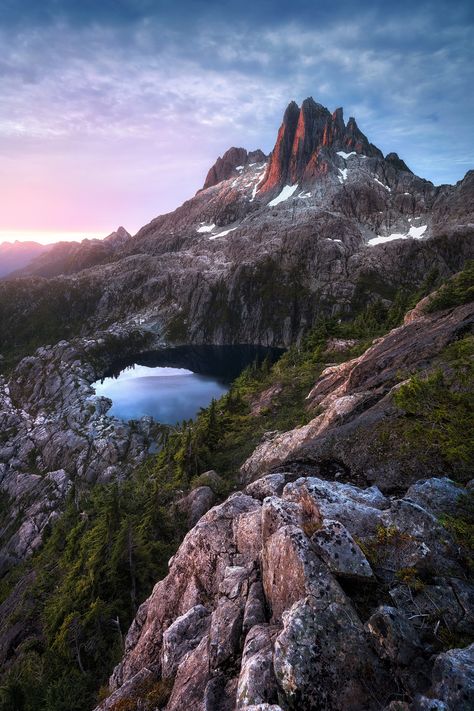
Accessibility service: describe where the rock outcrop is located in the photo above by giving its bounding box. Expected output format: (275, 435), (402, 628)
(259, 98), (383, 193)
(240, 300), (474, 490)
(0, 326), (156, 573)
(204, 148), (267, 190)
(95, 471), (473, 711)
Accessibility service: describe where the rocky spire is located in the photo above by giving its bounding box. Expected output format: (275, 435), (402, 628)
(260, 100), (300, 191)
(287, 98), (333, 183)
(259, 98), (384, 192)
(203, 147), (249, 190)
(385, 152), (412, 173)
(343, 116), (382, 158)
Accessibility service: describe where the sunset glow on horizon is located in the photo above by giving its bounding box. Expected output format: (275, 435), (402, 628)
(0, 0), (472, 242)
(0, 230), (111, 246)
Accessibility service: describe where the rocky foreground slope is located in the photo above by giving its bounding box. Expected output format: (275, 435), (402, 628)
(92, 295), (474, 711)
(0, 326), (156, 572)
(97, 474), (473, 711)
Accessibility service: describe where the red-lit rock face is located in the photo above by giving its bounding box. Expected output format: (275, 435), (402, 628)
(259, 97), (383, 193)
(260, 100), (300, 192)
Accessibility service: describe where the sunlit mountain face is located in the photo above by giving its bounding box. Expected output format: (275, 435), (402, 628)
(1, 0), (473, 244)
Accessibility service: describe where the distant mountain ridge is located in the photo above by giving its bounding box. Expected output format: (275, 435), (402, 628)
(0, 240), (51, 278)
(10, 227), (131, 278)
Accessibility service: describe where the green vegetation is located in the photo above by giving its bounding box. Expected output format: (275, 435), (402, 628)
(1, 262), (473, 710)
(393, 335), (474, 482)
(0, 278), (104, 372)
(0, 475), (184, 711)
(424, 260), (474, 312)
(440, 491), (474, 574)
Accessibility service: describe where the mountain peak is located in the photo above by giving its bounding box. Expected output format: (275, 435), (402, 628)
(203, 147), (266, 190)
(104, 226), (132, 246)
(259, 98), (384, 192)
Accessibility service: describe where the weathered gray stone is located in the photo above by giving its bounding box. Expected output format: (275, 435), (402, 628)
(412, 697), (447, 711)
(274, 597), (394, 710)
(177, 485), (216, 527)
(245, 473), (288, 500)
(209, 596), (245, 670)
(243, 581), (267, 633)
(95, 667), (156, 711)
(161, 604), (210, 678)
(429, 644), (474, 710)
(311, 519), (373, 579)
(261, 496), (302, 543)
(94, 475), (474, 711)
(366, 606), (421, 665)
(166, 634), (210, 711)
(236, 624), (279, 709)
(405, 478), (463, 517)
(262, 524), (345, 623)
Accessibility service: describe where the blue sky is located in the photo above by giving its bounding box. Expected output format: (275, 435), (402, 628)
(0, 0), (473, 241)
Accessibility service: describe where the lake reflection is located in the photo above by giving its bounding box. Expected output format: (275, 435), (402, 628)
(93, 364), (228, 424)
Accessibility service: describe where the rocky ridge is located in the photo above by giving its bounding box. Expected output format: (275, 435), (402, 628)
(0, 240), (51, 278)
(241, 300), (474, 491)
(12, 227), (132, 279)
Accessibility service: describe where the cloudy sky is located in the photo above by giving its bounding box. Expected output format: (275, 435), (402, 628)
(1, 0), (473, 243)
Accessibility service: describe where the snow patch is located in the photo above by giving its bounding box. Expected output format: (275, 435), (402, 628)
(298, 191), (312, 199)
(249, 164), (268, 202)
(337, 151), (356, 160)
(374, 177), (391, 192)
(268, 184), (298, 207)
(235, 165), (244, 171)
(408, 224), (427, 239)
(209, 227), (238, 240)
(197, 223), (216, 233)
(368, 224), (427, 246)
(339, 168), (348, 182)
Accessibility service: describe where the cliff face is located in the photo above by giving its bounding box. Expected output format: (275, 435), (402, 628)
(93, 298), (474, 711)
(0, 326), (155, 573)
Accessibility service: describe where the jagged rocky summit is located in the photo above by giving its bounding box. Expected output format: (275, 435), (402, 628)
(1, 97), (473, 349)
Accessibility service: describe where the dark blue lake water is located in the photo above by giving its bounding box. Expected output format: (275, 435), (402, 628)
(93, 345), (283, 425)
(94, 365), (228, 424)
